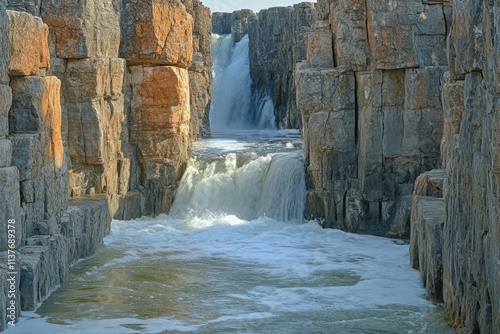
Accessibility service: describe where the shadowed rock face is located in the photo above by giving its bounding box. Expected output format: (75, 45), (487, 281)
(297, 0), (499, 332)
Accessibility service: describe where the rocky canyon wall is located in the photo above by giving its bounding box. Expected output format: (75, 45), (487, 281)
(297, 0), (449, 237)
(296, 0), (499, 332)
(248, 3), (316, 129)
(0, 0), (212, 330)
(409, 0), (500, 332)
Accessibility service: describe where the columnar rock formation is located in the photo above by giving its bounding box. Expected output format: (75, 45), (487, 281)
(0, 0), (212, 330)
(410, 1), (500, 332)
(295, 0), (498, 332)
(212, 10), (256, 42)
(296, 0), (449, 237)
(248, 3), (316, 128)
(0, 7), (111, 331)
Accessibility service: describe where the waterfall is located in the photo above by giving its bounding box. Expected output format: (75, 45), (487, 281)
(210, 34), (276, 130)
(170, 151), (306, 222)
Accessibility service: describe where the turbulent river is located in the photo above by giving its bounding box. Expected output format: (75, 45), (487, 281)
(11, 34), (452, 333)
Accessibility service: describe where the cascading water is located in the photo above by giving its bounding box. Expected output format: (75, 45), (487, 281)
(10, 27), (452, 334)
(170, 151), (305, 222)
(210, 34), (276, 130)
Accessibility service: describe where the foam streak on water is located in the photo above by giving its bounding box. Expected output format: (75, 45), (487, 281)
(9, 132), (452, 334)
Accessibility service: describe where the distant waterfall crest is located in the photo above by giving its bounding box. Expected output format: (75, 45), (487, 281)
(210, 34), (276, 130)
(170, 152), (306, 222)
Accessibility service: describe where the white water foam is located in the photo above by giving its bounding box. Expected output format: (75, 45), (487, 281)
(10, 214), (451, 333)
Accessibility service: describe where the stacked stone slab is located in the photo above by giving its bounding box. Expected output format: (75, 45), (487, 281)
(408, 0), (499, 332)
(40, 0), (137, 220)
(296, 0), (449, 237)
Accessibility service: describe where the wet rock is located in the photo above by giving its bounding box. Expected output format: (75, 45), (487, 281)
(410, 195), (445, 302)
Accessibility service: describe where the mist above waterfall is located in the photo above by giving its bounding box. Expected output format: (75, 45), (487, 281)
(210, 34), (276, 130)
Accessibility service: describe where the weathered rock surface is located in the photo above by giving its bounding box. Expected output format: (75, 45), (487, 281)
(443, 72), (499, 332)
(297, 0), (448, 237)
(129, 65), (190, 215)
(212, 10), (256, 42)
(249, 3), (316, 128)
(0, 10), (11, 85)
(9, 76), (68, 236)
(182, 0), (212, 139)
(120, 0), (193, 68)
(0, 0), (212, 329)
(61, 58), (130, 198)
(409, 169), (447, 303)
(6, 0), (40, 16)
(41, 0), (121, 59)
(5, 10), (49, 77)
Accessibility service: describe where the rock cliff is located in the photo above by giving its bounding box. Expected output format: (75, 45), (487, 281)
(296, 0), (448, 237)
(296, 0), (499, 332)
(410, 1), (500, 332)
(213, 4), (316, 129)
(0, 0), (212, 330)
(248, 3), (316, 128)
(212, 10), (256, 43)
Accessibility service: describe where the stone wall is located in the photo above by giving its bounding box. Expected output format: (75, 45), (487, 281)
(212, 10), (256, 43)
(0, 8), (111, 331)
(182, 0), (212, 139)
(296, 0), (449, 237)
(248, 3), (316, 129)
(0, 0), (212, 330)
(410, 1), (500, 332)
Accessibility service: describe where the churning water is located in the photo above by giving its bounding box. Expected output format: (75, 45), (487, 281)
(9, 33), (452, 334)
(10, 131), (452, 334)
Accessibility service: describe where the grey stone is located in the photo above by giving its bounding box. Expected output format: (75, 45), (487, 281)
(0, 11), (10, 85)
(0, 167), (21, 251)
(0, 139), (12, 167)
(410, 195), (446, 302)
(249, 4), (316, 128)
(0, 85), (12, 138)
(6, 0), (41, 16)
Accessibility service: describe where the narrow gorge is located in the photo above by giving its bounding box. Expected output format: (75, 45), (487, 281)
(0, 0), (498, 333)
